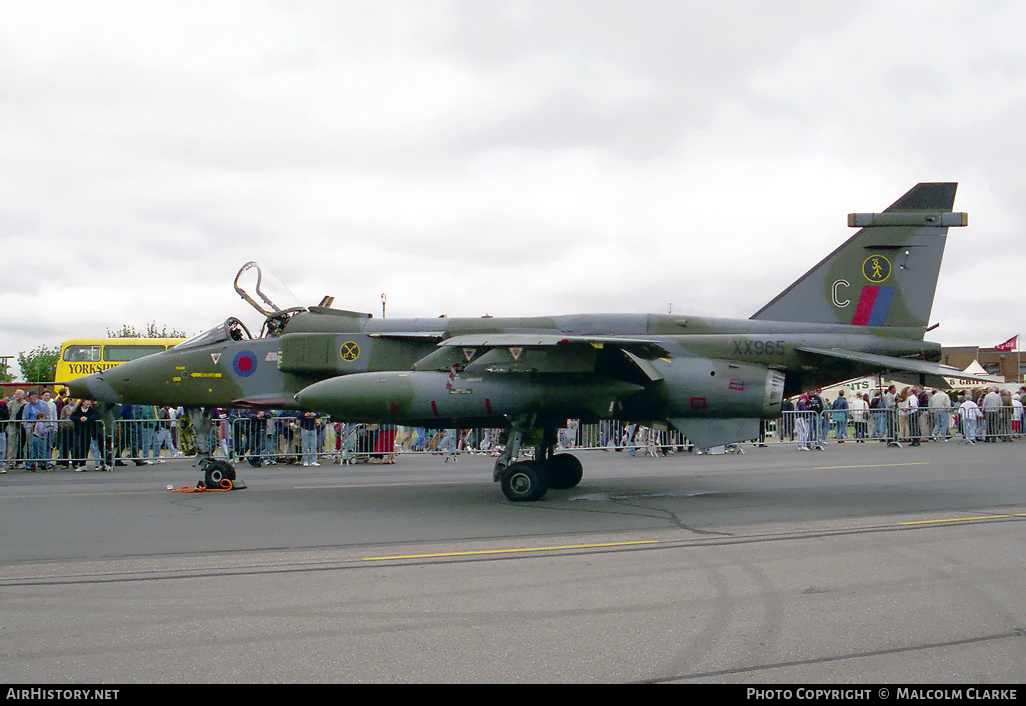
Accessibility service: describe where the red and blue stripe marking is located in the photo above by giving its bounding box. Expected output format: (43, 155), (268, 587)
(850, 286), (895, 326)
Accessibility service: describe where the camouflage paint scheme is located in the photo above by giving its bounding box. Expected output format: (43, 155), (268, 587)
(69, 183), (973, 500)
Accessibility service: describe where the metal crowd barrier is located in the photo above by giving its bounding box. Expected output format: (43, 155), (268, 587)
(263, 407), (1021, 462)
(224, 418), (484, 465)
(210, 418), (699, 465)
(386, 422), (693, 459)
(3, 404), (1021, 472)
(108, 417), (188, 464)
(774, 405), (1022, 446)
(226, 419), (706, 463)
(3, 419), (109, 471)
(224, 415), (330, 466)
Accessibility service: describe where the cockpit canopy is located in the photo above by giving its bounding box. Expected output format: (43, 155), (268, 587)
(233, 261), (311, 338)
(234, 261), (306, 318)
(174, 262), (342, 351)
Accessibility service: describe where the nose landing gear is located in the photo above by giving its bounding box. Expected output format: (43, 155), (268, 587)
(199, 458), (238, 489)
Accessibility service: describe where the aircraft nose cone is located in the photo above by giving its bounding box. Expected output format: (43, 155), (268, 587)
(66, 372), (123, 404)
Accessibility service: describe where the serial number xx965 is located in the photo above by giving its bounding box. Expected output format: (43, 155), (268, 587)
(733, 339), (787, 355)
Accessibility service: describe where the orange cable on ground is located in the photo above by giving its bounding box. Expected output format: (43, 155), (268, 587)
(169, 479), (235, 492)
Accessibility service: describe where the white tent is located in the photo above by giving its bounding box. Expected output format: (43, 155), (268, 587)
(945, 359), (1004, 386)
(813, 360), (1005, 403)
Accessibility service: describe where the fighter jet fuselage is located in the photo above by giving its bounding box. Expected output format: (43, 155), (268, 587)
(70, 310), (938, 425)
(67, 183), (972, 500)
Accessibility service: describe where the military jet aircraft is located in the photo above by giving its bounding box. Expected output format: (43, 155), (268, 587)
(69, 182), (972, 500)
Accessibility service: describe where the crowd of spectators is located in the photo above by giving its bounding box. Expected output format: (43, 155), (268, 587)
(0, 383), (1022, 473)
(778, 385), (1025, 448)
(0, 388), (186, 472)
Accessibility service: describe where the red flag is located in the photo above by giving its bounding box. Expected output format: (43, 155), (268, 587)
(994, 335), (1018, 351)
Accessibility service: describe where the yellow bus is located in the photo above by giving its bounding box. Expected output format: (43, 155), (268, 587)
(55, 338), (186, 384)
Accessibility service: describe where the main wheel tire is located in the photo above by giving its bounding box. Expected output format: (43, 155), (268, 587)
(500, 461), (550, 502)
(547, 453), (583, 489)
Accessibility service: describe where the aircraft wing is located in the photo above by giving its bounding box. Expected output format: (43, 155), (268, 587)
(438, 333), (671, 358)
(796, 346), (993, 387)
(410, 333), (670, 374)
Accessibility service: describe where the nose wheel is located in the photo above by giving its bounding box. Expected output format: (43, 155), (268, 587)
(199, 458), (237, 489)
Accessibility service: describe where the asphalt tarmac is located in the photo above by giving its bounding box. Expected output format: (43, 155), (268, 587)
(2, 440), (1025, 683)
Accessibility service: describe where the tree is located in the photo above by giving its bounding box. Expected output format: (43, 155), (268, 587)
(107, 322), (188, 338)
(18, 345), (60, 383)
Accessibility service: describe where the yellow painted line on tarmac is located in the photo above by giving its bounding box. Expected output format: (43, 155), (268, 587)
(813, 462), (930, 470)
(900, 513), (1026, 526)
(362, 539), (661, 562)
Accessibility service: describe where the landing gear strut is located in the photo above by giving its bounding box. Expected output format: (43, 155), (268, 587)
(493, 417), (583, 502)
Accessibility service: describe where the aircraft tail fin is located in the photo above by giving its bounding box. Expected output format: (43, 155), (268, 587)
(750, 183), (965, 333)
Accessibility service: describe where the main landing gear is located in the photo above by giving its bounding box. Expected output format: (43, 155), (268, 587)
(493, 418), (583, 502)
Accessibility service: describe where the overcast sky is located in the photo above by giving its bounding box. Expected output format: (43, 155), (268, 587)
(2, 0), (1023, 373)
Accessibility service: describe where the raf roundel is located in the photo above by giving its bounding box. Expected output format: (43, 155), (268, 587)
(232, 350), (258, 377)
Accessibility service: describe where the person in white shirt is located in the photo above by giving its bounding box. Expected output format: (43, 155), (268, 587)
(959, 395), (983, 444)
(1013, 395), (1023, 439)
(929, 389), (953, 441)
(907, 388), (921, 446)
(849, 392), (869, 442)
